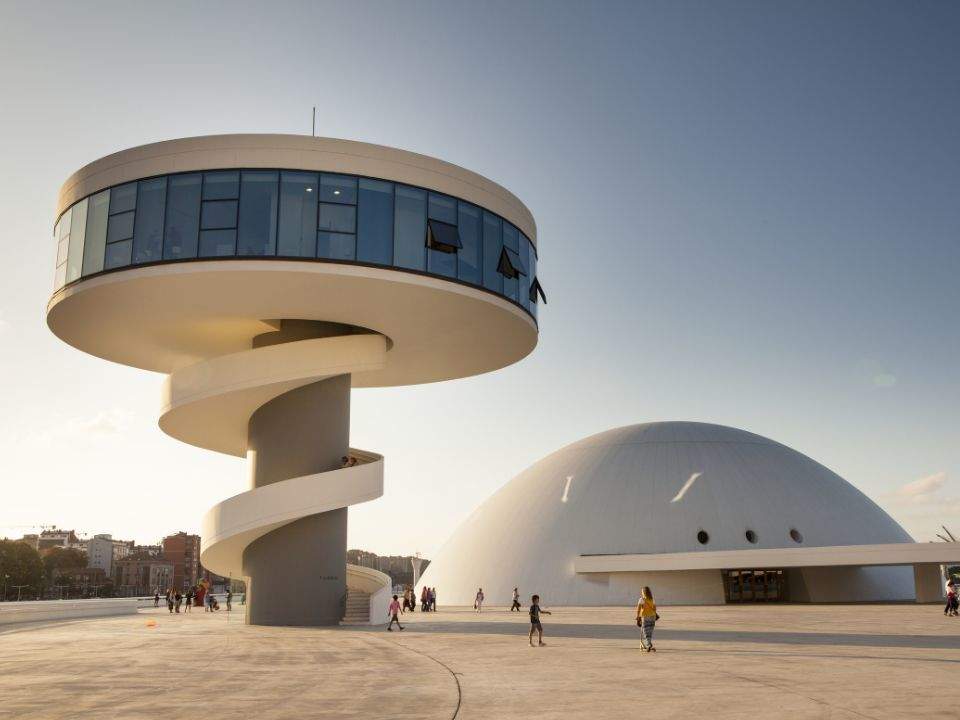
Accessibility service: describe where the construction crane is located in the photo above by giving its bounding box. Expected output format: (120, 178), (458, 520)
(935, 526), (957, 543)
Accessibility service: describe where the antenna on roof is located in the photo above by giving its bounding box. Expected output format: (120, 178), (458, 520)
(312, 106), (316, 137)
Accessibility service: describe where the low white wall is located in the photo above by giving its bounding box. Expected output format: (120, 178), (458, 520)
(369, 584), (393, 626)
(346, 563), (391, 625)
(0, 598), (139, 627)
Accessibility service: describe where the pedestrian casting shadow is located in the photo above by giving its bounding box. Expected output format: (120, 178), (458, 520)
(389, 620), (960, 650)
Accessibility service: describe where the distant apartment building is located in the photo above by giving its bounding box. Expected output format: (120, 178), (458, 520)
(86, 534), (135, 577)
(116, 557), (174, 595)
(130, 544), (162, 558)
(162, 532), (201, 590)
(36, 528), (83, 554)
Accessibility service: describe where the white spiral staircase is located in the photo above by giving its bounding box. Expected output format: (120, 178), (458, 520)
(158, 332), (393, 625)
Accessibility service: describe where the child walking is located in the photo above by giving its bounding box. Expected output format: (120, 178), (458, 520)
(387, 595), (405, 631)
(528, 594), (551, 647)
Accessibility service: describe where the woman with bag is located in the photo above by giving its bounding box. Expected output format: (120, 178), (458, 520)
(636, 586), (658, 652)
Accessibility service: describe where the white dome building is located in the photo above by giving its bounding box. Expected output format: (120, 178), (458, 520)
(420, 422), (952, 606)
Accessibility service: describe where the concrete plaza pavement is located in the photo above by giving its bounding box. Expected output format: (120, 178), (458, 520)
(1, 604), (958, 719)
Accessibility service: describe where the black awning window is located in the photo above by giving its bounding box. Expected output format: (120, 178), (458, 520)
(497, 246), (528, 279)
(529, 276), (547, 304)
(426, 219), (462, 253)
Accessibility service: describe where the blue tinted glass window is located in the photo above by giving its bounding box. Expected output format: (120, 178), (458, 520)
(66, 199), (88, 283)
(237, 171), (278, 256)
(164, 174), (201, 260)
(502, 222), (519, 301)
(199, 229), (236, 257)
(319, 203), (356, 233)
(58, 210), (72, 240)
(357, 179), (393, 265)
(82, 190), (109, 276)
(482, 212), (502, 293)
(320, 174), (357, 204)
(109, 183), (137, 214)
(426, 193), (457, 278)
(457, 202), (482, 285)
(203, 171), (239, 200)
(528, 237), (538, 320)
(427, 223), (456, 278)
(201, 200), (237, 230)
(394, 185), (426, 271)
(104, 239), (132, 269)
(133, 178), (166, 264)
(317, 231), (356, 260)
(278, 171), (318, 257)
(107, 211), (135, 243)
(428, 193), (457, 224)
(519, 233), (531, 311)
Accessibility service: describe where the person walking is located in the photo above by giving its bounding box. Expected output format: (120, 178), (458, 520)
(528, 594), (551, 646)
(636, 586), (658, 652)
(511, 587), (522, 611)
(474, 588), (484, 613)
(429, 587), (437, 612)
(421, 586), (429, 612)
(226, 589), (233, 612)
(153, 592), (160, 608)
(207, 590), (216, 613)
(184, 588), (193, 612)
(174, 590), (183, 613)
(387, 595), (404, 631)
(166, 588), (174, 614)
(946, 579), (958, 617)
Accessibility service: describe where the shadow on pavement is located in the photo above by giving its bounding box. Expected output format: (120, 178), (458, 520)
(390, 620), (960, 650)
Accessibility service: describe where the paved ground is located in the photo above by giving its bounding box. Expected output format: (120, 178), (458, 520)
(1, 604), (958, 719)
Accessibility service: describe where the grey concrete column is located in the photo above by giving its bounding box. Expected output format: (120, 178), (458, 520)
(913, 563), (946, 603)
(242, 320), (354, 627)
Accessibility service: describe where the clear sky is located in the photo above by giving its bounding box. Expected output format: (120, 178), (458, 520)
(1, 1), (957, 555)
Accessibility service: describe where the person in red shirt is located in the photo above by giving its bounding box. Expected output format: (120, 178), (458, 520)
(387, 595), (404, 631)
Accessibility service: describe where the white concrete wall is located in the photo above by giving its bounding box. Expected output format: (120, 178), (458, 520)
(369, 585), (393, 626)
(786, 565), (915, 602)
(0, 599), (139, 626)
(346, 563), (392, 626)
(608, 570), (726, 606)
(913, 563), (946, 603)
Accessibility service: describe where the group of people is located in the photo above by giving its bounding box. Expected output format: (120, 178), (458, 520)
(340, 455), (360, 468)
(399, 586), (437, 612)
(154, 588), (234, 614)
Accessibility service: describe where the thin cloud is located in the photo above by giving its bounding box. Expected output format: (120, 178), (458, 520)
(897, 471), (946, 501)
(65, 409), (131, 436)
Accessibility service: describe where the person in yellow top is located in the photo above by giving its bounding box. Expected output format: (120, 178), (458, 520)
(635, 586), (658, 652)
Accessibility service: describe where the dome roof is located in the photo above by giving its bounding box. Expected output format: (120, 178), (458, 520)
(420, 421), (912, 605)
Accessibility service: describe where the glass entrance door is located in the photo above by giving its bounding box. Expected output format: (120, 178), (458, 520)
(724, 569), (786, 602)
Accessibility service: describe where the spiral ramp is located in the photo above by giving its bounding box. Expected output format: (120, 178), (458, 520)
(160, 331), (393, 625)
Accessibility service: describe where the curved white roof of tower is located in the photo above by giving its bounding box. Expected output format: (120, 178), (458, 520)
(419, 422), (914, 606)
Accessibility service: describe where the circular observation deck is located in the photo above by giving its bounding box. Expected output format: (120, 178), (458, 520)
(46, 134), (542, 385)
